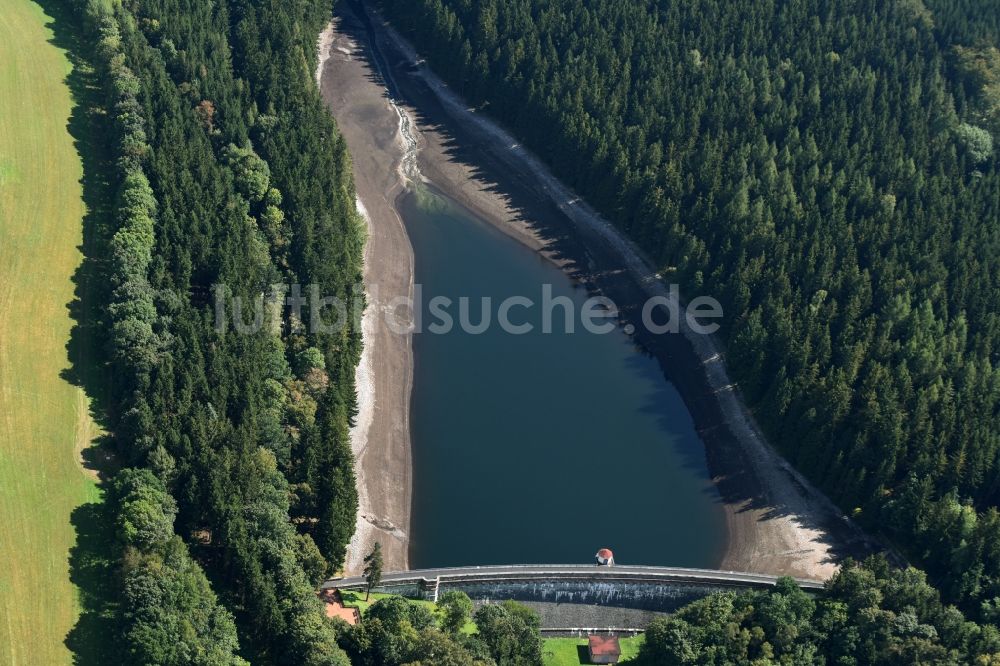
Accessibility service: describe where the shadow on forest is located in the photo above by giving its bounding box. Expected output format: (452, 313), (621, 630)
(336, 0), (881, 568)
(33, 0), (122, 662)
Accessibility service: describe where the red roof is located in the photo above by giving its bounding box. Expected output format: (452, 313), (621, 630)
(318, 589), (360, 626)
(596, 548), (614, 559)
(588, 635), (622, 657)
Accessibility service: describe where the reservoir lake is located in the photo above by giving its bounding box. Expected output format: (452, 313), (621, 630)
(403, 185), (726, 569)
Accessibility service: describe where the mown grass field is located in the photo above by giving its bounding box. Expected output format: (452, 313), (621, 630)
(541, 635), (644, 665)
(0, 0), (100, 662)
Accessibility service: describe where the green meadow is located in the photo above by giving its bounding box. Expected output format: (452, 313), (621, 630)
(0, 0), (100, 662)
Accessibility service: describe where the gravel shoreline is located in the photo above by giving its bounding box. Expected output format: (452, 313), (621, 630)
(319, 13), (414, 573)
(319, 0), (878, 579)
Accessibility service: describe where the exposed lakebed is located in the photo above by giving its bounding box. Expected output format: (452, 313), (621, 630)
(324, 0), (858, 580)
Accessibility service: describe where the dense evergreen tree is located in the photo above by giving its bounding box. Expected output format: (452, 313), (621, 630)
(71, 0), (363, 661)
(378, 0), (1000, 615)
(111, 469), (247, 665)
(473, 601), (544, 666)
(364, 542), (383, 601)
(636, 558), (1000, 665)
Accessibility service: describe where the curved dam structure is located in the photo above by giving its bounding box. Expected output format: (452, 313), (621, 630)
(325, 565), (825, 630)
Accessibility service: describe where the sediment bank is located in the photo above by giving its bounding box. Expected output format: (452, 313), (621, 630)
(318, 0), (876, 579)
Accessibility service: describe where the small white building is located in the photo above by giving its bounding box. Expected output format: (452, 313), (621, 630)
(595, 548), (615, 566)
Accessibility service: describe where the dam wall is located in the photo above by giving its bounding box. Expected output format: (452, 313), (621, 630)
(324, 564), (825, 616)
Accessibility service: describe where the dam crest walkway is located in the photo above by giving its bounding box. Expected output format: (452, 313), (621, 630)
(324, 565), (827, 632)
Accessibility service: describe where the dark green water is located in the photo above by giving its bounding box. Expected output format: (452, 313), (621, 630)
(404, 186), (725, 568)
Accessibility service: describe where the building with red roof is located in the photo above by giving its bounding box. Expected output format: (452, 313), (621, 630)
(588, 635), (622, 664)
(318, 588), (360, 626)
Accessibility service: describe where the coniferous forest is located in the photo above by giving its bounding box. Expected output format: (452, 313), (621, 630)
(71, 0), (362, 661)
(377, 0), (1000, 618)
(54, 0), (1000, 661)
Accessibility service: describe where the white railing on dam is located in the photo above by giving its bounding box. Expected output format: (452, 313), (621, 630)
(325, 563), (825, 590)
(324, 564), (825, 610)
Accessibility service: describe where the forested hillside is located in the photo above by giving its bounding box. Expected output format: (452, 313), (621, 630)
(635, 559), (1000, 664)
(378, 0), (1000, 615)
(925, 0), (1000, 47)
(72, 0), (363, 661)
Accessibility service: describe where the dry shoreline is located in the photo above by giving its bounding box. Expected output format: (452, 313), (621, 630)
(318, 16), (414, 574)
(319, 1), (877, 579)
